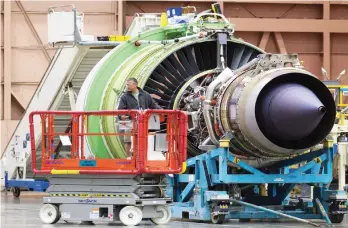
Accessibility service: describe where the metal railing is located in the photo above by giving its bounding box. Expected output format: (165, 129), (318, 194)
(29, 110), (187, 175)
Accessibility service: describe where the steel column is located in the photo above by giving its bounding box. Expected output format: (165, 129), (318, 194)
(323, 2), (330, 20)
(118, 0), (125, 35)
(113, 0), (118, 33)
(4, 0), (11, 120)
(323, 31), (331, 79)
(0, 0), (2, 121)
(323, 2), (331, 76)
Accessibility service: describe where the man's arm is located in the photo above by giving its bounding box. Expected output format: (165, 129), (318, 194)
(117, 95), (129, 119)
(117, 95), (127, 110)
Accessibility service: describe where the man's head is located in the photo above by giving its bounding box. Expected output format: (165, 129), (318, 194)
(126, 78), (138, 92)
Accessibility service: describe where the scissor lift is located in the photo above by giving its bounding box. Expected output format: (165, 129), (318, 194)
(29, 110), (187, 226)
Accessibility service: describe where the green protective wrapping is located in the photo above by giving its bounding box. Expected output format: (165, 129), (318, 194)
(83, 22), (263, 159)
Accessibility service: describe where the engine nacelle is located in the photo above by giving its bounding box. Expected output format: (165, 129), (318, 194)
(213, 54), (336, 158)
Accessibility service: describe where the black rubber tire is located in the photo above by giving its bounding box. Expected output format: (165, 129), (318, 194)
(80, 221), (94, 225)
(239, 219), (251, 222)
(52, 207), (61, 224)
(12, 187), (20, 197)
(329, 214), (344, 224)
(211, 214), (225, 224)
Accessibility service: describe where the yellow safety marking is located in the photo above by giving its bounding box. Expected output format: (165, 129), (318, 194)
(108, 35), (131, 41)
(51, 170), (80, 175)
(160, 188), (164, 197)
(51, 193), (131, 198)
(260, 184), (267, 196)
(160, 13), (168, 27)
(180, 162), (187, 174)
(80, 193), (90, 197)
(51, 193), (88, 197)
(323, 139), (333, 148)
(219, 140), (229, 148)
(314, 157), (321, 163)
(327, 85), (348, 89)
(233, 157), (240, 164)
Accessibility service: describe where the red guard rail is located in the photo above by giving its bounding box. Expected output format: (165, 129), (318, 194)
(29, 110), (188, 175)
(143, 110), (188, 174)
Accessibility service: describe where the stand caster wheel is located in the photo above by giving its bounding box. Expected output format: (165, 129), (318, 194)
(329, 214), (344, 224)
(12, 187), (20, 197)
(119, 206), (143, 226)
(211, 214), (225, 224)
(39, 204), (60, 224)
(150, 205), (172, 225)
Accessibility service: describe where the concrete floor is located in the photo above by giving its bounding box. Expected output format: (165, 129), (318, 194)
(1, 192), (348, 228)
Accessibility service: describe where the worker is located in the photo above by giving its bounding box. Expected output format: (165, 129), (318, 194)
(117, 77), (161, 157)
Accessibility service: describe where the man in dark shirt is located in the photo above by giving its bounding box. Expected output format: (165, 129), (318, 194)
(117, 78), (161, 156)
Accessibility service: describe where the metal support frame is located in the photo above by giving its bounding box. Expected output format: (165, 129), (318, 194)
(11, 90), (26, 110)
(274, 32), (287, 54)
(177, 147), (335, 186)
(168, 141), (348, 224)
(15, 0), (51, 62)
(337, 142), (347, 191)
(258, 32), (270, 50)
(218, 0), (224, 13)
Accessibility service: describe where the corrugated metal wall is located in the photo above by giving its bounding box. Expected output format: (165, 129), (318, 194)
(2, 0), (348, 153)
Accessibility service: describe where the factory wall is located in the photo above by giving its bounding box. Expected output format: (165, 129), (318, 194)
(1, 0), (348, 155)
(0, 0), (119, 154)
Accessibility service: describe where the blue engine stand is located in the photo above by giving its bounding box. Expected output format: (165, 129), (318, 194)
(167, 139), (348, 225)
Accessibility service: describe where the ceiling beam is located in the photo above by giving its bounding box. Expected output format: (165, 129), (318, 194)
(1, 81), (40, 85)
(229, 18), (348, 33)
(0, 11), (116, 15)
(223, 0), (329, 4)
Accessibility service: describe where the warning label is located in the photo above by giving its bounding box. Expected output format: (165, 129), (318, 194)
(61, 212), (71, 219)
(89, 208), (99, 219)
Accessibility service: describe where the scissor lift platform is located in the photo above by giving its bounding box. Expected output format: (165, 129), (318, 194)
(29, 110), (188, 226)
